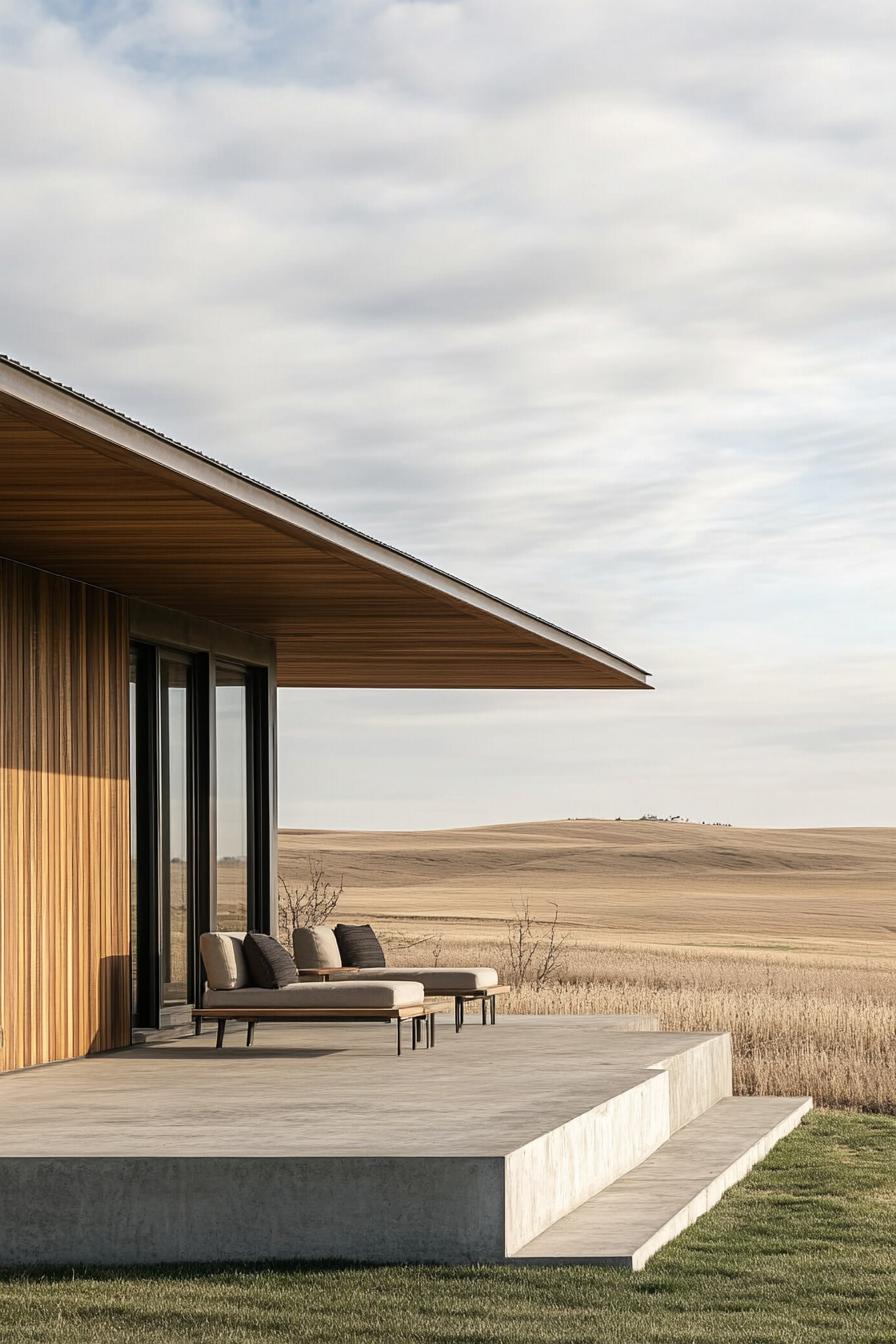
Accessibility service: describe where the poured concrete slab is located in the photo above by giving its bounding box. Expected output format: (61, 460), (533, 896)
(0, 1015), (696, 1158)
(0, 1016), (740, 1266)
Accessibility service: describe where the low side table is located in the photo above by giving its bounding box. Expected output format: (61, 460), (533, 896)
(296, 966), (361, 982)
(455, 984), (510, 1030)
(417, 997), (453, 1049)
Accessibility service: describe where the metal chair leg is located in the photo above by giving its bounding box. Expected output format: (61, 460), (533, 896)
(246, 1021), (256, 1047)
(396, 1017), (402, 1056)
(490, 994), (496, 1025)
(455, 996), (465, 1031)
(215, 1019), (226, 1049)
(429, 1012), (436, 1049)
(481, 996), (488, 1025)
(194, 1018), (203, 1036)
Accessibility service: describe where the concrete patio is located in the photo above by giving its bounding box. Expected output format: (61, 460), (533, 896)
(0, 1015), (810, 1267)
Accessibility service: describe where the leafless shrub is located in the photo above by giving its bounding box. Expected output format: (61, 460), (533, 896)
(277, 857), (343, 945)
(381, 930), (445, 966)
(505, 899), (568, 990)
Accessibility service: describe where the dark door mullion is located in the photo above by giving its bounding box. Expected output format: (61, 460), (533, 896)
(130, 642), (161, 1030)
(158, 658), (172, 1004)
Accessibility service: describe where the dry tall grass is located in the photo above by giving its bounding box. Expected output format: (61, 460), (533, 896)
(385, 933), (896, 1113)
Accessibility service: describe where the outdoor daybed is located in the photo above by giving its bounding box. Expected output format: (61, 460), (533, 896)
(293, 925), (510, 1030)
(194, 932), (444, 1055)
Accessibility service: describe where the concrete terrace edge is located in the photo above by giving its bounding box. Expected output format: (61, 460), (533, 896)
(0, 1156), (507, 1266)
(503, 1067), (670, 1254)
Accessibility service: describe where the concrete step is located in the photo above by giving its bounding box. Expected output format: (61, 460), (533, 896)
(510, 1095), (812, 1269)
(502, 1031), (733, 1254)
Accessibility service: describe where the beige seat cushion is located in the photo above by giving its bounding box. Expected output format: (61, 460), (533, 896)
(200, 931), (250, 990)
(292, 926), (342, 969)
(203, 979), (425, 1010)
(328, 966), (499, 993)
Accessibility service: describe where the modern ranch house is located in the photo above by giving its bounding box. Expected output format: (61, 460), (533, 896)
(0, 354), (650, 1072)
(0, 356), (809, 1270)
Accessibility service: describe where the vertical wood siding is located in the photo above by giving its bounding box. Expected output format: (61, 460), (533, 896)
(0, 557), (129, 1070)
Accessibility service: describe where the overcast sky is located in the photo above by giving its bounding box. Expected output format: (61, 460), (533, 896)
(2, 1), (894, 828)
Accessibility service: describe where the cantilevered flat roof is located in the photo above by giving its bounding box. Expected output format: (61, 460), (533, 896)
(0, 356), (650, 690)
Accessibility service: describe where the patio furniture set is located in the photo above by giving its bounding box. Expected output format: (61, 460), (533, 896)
(193, 925), (509, 1055)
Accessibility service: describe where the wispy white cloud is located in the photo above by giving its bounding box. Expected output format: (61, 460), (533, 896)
(1, 0), (894, 825)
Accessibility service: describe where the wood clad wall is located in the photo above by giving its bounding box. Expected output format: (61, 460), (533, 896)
(0, 557), (130, 1071)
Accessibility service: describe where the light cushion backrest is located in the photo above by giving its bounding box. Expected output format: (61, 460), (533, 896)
(293, 925), (342, 969)
(200, 931), (251, 990)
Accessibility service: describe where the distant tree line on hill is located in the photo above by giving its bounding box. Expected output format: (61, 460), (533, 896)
(631, 814), (732, 826)
(565, 815), (732, 826)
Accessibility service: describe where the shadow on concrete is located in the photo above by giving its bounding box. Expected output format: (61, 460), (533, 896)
(129, 1046), (342, 1061)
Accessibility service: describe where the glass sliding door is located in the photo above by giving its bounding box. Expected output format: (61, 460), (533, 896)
(159, 655), (193, 1005)
(215, 664), (250, 931)
(129, 634), (268, 1035)
(129, 643), (198, 1026)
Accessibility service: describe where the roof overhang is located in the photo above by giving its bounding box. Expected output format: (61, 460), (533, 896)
(0, 357), (651, 690)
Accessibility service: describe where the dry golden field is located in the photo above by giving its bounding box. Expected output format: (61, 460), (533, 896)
(279, 820), (896, 1112)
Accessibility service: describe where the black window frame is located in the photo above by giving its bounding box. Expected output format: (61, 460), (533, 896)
(158, 648), (197, 1012)
(211, 657), (271, 936)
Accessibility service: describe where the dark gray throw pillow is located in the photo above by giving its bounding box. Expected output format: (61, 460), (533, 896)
(334, 923), (386, 968)
(243, 932), (299, 989)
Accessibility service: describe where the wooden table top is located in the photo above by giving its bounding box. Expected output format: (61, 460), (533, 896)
(296, 966), (361, 977)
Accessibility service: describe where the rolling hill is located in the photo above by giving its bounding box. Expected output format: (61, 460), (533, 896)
(278, 820), (896, 960)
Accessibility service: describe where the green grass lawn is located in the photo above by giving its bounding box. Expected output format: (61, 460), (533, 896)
(1, 1111), (894, 1344)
